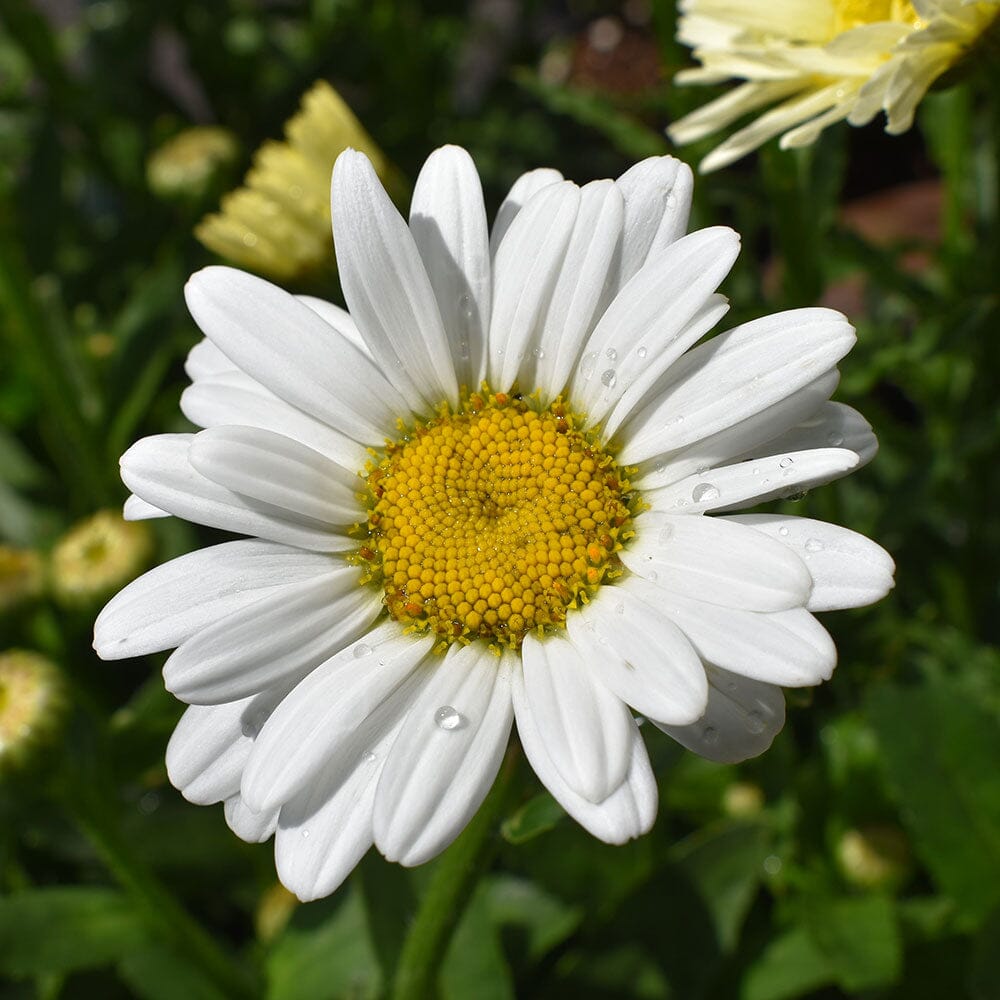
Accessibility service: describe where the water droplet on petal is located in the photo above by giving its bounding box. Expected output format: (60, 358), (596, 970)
(778, 526), (789, 537)
(600, 369), (617, 388)
(636, 345), (648, 359)
(614, 601), (625, 615)
(692, 482), (720, 503)
(533, 346), (545, 359)
(580, 352), (597, 380)
(779, 456), (794, 469)
(804, 538), (824, 553)
(666, 191), (677, 208)
(702, 726), (719, 746)
(606, 347), (617, 361)
(827, 431), (844, 446)
(647, 569), (658, 582)
(746, 711), (765, 734)
(658, 524), (674, 545)
(434, 706), (463, 731)
(301, 828), (310, 839)
(457, 340), (470, 359)
(362, 750), (377, 764)
(353, 642), (372, 659)
(634, 715), (646, 727)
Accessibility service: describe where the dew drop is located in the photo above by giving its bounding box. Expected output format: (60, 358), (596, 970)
(301, 829), (310, 839)
(779, 456), (794, 469)
(827, 431), (844, 446)
(353, 642), (372, 659)
(458, 293), (474, 318)
(666, 191), (677, 208)
(752, 466), (760, 476)
(658, 524), (674, 545)
(362, 750), (377, 764)
(692, 482), (720, 503)
(778, 526), (789, 537)
(434, 706), (463, 731)
(702, 726), (719, 746)
(804, 538), (825, 553)
(746, 711), (766, 735)
(600, 369), (617, 388)
(533, 346), (545, 359)
(457, 340), (470, 359)
(606, 347), (617, 361)
(614, 601), (625, 615)
(634, 715), (646, 727)
(647, 570), (658, 582)
(580, 351), (597, 380)
(636, 345), (648, 359)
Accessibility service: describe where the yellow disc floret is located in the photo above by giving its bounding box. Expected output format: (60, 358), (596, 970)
(358, 390), (634, 648)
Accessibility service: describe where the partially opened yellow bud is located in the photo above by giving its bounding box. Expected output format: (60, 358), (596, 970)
(836, 825), (911, 889)
(0, 547), (44, 614)
(0, 650), (65, 773)
(50, 510), (153, 608)
(147, 125), (240, 200)
(196, 81), (401, 281)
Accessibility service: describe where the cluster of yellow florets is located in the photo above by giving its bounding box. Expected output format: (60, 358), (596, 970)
(359, 391), (634, 648)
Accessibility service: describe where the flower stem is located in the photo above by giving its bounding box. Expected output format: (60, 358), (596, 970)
(390, 746), (520, 1000)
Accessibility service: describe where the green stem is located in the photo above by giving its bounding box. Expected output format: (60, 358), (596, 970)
(390, 746), (521, 1000)
(70, 789), (260, 997)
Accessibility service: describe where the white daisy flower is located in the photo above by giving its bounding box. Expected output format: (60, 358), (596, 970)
(668, 0), (1000, 172)
(95, 146), (894, 901)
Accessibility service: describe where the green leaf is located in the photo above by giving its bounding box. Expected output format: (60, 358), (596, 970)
(0, 887), (149, 977)
(501, 792), (564, 845)
(803, 895), (901, 991)
(356, 852), (417, 984)
(868, 680), (1000, 925)
(117, 943), (230, 1000)
(440, 883), (515, 1000)
(742, 927), (833, 1000)
(482, 875), (583, 964)
(669, 820), (770, 952)
(266, 888), (381, 1000)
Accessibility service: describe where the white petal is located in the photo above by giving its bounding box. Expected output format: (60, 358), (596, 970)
(612, 156), (694, 291)
(410, 145), (491, 391)
(120, 435), (351, 552)
(163, 570), (383, 704)
(488, 181), (580, 390)
(241, 622), (434, 813)
(184, 338), (235, 382)
(644, 447), (861, 515)
(185, 266), (407, 445)
(123, 494), (169, 520)
(331, 149), (458, 411)
(750, 401), (878, 468)
(489, 167), (564, 257)
(654, 666), (786, 764)
(188, 425), (362, 527)
(94, 539), (336, 659)
(180, 370), (368, 472)
(518, 633), (633, 803)
(571, 227), (740, 431)
(622, 577), (836, 687)
(224, 796), (279, 843)
(724, 515), (895, 612)
(567, 588), (708, 726)
(621, 511), (813, 612)
(618, 308), (855, 465)
(514, 686), (657, 845)
(296, 295), (371, 358)
(374, 644), (514, 866)
(531, 180), (624, 402)
(166, 683), (288, 805)
(634, 369), (838, 491)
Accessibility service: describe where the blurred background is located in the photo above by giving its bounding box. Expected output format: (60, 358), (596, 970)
(1, 1), (999, 997)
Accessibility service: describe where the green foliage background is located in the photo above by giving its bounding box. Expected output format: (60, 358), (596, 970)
(1, 1), (999, 997)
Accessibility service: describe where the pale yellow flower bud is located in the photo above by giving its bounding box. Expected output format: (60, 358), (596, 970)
(50, 510), (153, 608)
(147, 126), (240, 200)
(0, 650), (65, 773)
(196, 81), (401, 281)
(255, 882), (299, 943)
(836, 825), (911, 889)
(0, 546), (44, 614)
(722, 781), (765, 818)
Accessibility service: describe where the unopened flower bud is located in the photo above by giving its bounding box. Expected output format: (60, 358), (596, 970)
(836, 825), (911, 890)
(0, 650), (65, 773)
(0, 547), (44, 614)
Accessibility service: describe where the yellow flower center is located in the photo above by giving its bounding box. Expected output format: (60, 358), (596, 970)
(358, 390), (634, 648)
(834, 0), (920, 32)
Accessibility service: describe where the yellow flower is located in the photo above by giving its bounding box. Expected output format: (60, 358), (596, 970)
(147, 126), (239, 200)
(196, 81), (401, 281)
(0, 546), (43, 614)
(50, 510), (153, 608)
(0, 650), (65, 773)
(669, 0), (1000, 171)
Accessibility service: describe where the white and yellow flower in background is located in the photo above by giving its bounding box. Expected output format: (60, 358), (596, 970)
(96, 144), (893, 901)
(195, 81), (401, 281)
(668, 0), (1000, 171)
